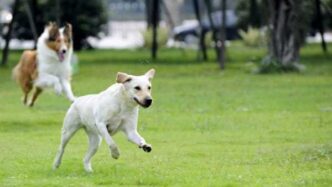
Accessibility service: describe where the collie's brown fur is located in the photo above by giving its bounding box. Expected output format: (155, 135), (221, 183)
(12, 50), (41, 106)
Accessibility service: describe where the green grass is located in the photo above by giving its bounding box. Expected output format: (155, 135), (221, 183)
(0, 43), (332, 186)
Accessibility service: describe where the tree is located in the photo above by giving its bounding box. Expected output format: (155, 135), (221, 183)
(12, 0), (108, 50)
(59, 0), (108, 50)
(236, 0), (267, 30)
(260, 0), (312, 72)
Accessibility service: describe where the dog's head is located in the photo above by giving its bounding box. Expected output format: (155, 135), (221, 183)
(116, 69), (155, 108)
(45, 22), (72, 62)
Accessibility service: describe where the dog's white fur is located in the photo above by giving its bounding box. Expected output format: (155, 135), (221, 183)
(53, 69), (155, 172)
(34, 27), (75, 101)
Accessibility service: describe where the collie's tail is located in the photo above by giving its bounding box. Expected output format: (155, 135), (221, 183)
(12, 62), (21, 83)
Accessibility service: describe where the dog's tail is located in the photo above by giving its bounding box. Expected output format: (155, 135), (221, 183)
(12, 61), (21, 83)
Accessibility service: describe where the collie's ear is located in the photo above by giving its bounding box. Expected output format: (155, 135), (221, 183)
(145, 68), (155, 81)
(47, 22), (59, 41)
(116, 72), (132, 84)
(64, 23), (72, 40)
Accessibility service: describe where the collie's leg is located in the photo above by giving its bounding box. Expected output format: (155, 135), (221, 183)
(28, 87), (42, 107)
(22, 82), (32, 105)
(35, 74), (62, 95)
(61, 79), (76, 102)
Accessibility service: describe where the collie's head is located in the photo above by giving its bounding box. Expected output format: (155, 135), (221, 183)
(44, 22), (72, 62)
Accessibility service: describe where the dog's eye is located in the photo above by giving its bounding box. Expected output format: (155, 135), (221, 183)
(148, 86), (151, 90)
(134, 86), (141, 91)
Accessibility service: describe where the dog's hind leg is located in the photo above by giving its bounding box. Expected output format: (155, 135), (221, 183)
(28, 87), (42, 107)
(53, 106), (80, 170)
(83, 131), (101, 172)
(21, 81), (32, 105)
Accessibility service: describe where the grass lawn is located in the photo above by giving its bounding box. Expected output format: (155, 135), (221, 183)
(0, 43), (331, 186)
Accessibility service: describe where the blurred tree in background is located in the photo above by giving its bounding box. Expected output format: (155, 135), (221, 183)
(236, 0), (268, 30)
(326, 0), (332, 28)
(13, 0), (108, 50)
(260, 0), (314, 72)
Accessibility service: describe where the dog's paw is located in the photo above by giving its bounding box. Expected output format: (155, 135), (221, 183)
(27, 101), (34, 107)
(21, 96), (27, 105)
(54, 85), (63, 96)
(84, 164), (93, 173)
(140, 144), (152, 153)
(52, 161), (60, 170)
(69, 97), (77, 103)
(110, 146), (120, 159)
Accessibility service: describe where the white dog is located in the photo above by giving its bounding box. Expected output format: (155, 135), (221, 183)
(53, 69), (155, 172)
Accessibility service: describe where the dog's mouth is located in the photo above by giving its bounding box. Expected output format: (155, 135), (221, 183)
(134, 97), (150, 108)
(134, 97), (144, 107)
(57, 52), (65, 62)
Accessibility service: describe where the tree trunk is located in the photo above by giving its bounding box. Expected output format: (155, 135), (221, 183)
(192, 0), (207, 61)
(1, 0), (20, 66)
(145, 0), (153, 29)
(151, 0), (160, 59)
(24, 0), (38, 49)
(205, 0), (220, 62)
(314, 0), (327, 53)
(249, 0), (261, 27)
(219, 0), (226, 69)
(263, 0), (305, 71)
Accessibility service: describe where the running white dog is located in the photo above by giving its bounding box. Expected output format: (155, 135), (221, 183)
(53, 69), (155, 172)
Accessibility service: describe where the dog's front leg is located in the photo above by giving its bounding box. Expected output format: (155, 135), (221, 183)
(129, 131), (152, 153)
(95, 122), (120, 159)
(60, 78), (76, 102)
(123, 121), (152, 153)
(35, 73), (62, 95)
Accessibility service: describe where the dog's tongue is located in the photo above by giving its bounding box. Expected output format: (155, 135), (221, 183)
(58, 52), (65, 62)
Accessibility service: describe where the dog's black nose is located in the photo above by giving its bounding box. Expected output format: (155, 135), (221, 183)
(144, 98), (152, 108)
(62, 49), (66, 54)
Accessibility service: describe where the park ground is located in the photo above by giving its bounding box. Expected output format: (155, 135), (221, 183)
(0, 43), (331, 186)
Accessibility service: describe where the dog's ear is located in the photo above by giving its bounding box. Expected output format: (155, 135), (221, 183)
(48, 22), (59, 41)
(63, 23), (72, 40)
(116, 72), (132, 83)
(144, 69), (155, 81)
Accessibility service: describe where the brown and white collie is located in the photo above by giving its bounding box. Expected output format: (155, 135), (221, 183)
(12, 22), (76, 107)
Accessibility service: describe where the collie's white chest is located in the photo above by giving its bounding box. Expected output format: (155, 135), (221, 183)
(37, 58), (71, 78)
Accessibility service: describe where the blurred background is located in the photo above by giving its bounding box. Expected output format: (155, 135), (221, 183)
(1, 0), (331, 70)
(0, 1), (332, 186)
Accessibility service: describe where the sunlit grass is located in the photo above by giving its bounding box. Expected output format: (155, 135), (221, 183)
(0, 43), (331, 186)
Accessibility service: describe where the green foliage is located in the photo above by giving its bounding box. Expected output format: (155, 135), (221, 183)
(142, 27), (168, 48)
(0, 43), (332, 186)
(321, 0), (332, 29)
(256, 57), (306, 74)
(239, 27), (267, 47)
(235, 0), (267, 29)
(292, 0), (315, 46)
(204, 31), (213, 47)
(13, 0), (108, 50)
